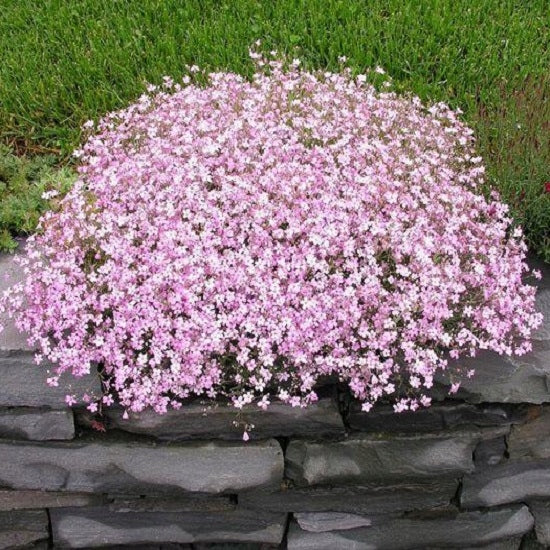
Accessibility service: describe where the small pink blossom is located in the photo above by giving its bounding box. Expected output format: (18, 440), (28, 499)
(41, 190), (59, 200)
(449, 382), (461, 394)
(420, 395), (432, 407)
(65, 395), (77, 406)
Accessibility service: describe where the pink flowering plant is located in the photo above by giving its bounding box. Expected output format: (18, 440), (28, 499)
(0, 46), (543, 419)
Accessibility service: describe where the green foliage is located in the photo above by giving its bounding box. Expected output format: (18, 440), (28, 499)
(0, 0), (548, 258)
(477, 77), (550, 263)
(0, 146), (75, 252)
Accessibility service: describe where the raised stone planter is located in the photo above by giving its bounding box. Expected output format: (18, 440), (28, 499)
(0, 244), (548, 548)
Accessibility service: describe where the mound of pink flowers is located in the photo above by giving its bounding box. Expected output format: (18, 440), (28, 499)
(1, 50), (543, 418)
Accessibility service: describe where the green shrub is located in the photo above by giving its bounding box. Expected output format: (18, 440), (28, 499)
(0, 146), (75, 252)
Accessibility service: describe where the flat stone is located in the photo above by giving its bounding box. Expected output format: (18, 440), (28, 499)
(0, 244), (102, 409)
(50, 507), (286, 547)
(474, 437), (507, 468)
(0, 510), (49, 549)
(508, 406), (550, 460)
(285, 429), (506, 486)
(193, 545), (271, 550)
(95, 546), (191, 550)
(193, 545), (272, 550)
(442, 404), (526, 429)
(239, 478), (458, 514)
(428, 538), (523, 550)
(110, 495), (235, 513)
(528, 500), (550, 545)
(461, 460), (550, 508)
(0, 438), (283, 494)
(286, 505), (533, 549)
(348, 401), (520, 433)
(0, 351), (102, 408)
(437, 342), (550, 404)
(0, 407), (74, 440)
(0, 489), (104, 511)
(76, 397), (345, 441)
(83, 546), (191, 550)
(0, 244), (32, 352)
(295, 512), (373, 532)
(435, 282), (550, 405)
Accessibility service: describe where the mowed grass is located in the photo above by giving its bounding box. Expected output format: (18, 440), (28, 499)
(0, 0), (548, 258)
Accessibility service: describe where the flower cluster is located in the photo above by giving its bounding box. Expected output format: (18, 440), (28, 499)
(0, 48), (542, 417)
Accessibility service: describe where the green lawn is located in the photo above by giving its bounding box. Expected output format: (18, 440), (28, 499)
(0, 0), (548, 259)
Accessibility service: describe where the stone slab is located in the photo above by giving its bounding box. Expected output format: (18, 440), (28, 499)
(76, 397), (344, 441)
(110, 495), (235, 513)
(435, 282), (550, 405)
(461, 459), (550, 508)
(508, 406), (550, 460)
(193, 545), (274, 550)
(85, 546), (191, 550)
(437, 341), (550, 404)
(0, 243), (32, 352)
(193, 545), (273, 550)
(75, 545), (192, 550)
(294, 512), (374, 532)
(528, 500), (550, 545)
(285, 429), (505, 486)
(50, 507), (286, 548)
(239, 478), (458, 514)
(347, 401), (523, 433)
(428, 538), (523, 550)
(0, 489), (104, 511)
(0, 351), (102, 408)
(0, 407), (74, 440)
(0, 438), (283, 494)
(287, 505), (533, 549)
(0, 510), (49, 549)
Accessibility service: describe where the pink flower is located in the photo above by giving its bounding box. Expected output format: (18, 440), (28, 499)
(449, 382), (461, 394)
(65, 395), (77, 407)
(0, 45), (541, 417)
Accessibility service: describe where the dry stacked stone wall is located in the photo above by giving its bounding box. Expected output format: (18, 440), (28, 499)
(0, 248), (549, 549)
